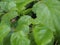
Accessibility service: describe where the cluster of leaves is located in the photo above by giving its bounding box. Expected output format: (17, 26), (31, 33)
(0, 0), (60, 45)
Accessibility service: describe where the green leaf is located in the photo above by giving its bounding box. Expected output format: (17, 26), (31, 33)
(3, 32), (12, 45)
(11, 15), (32, 45)
(0, 1), (17, 12)
(15, 15), (32, 34)
(32, 0), (60, 43)
(32, 0), (60, 32)
(16, 0), (33, 13)
(29, 32), (37, 45)
(0, 0), (33, 13)
(22, 8), (32, 15)
(0, 2), (7, 11)
(33, 24), (53, 45)
(18, 15), (32, 25)
(2, 0), (14, 2)
(5, 1), (17, 11)
(0, 23), (10, 42)
(11, 31), (30, 45)
(1, 11), (18, 25)
(0, 2), (7, 16)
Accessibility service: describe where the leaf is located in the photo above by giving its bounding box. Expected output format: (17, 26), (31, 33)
(11, 16), (32, 45)
(0, 2), (7, 11)
(1, 11), (18, 25)
(3, 32), (12, 45)
(32, 0), (60, 32)
(0, 2), (7, 16)
(18, 15), (32, 25)
(6, 1), (17, 11)
(32, 0), (60, 43)
(29, 32), (37, 45)
(33, 24), (53, 45)
(0, 23), (10, 42)
(1, 0), (33, 13)
(2, 0), (14, 2)
(15, 15), (32, 34)
(0, 1), (17, 12)
(16, 0), (33, 13)
(47, 39), (54, 45)
(11, 31), (30, 45)
(22, 8), (32, 15)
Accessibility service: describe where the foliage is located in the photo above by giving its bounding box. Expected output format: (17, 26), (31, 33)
(0, 0), (60, 45)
